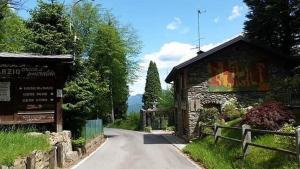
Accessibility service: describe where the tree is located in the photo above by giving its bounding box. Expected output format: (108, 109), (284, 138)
(158, 87), (174, 111)
(243, 0), (300, 58)
(70, 1), (100, 57)
(143, 61), (162, 109)
(63, 65), (110, 137)
(0, 0), (24, 20)
(63, 1), (140, 134)
(90, 23), (128, 122)
(0, 8), (29, 52)
(26, 0), (73, 55)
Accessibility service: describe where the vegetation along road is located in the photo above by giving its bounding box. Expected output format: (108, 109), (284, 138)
(74, 128), (201, 169)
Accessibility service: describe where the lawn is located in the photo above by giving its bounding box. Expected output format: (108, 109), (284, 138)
(183, 119), (297, 169)
(107, 113), (140, 131)
(0, 130), (50, 166)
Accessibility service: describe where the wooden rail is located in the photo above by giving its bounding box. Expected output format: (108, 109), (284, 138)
(199, 124), (300, 167)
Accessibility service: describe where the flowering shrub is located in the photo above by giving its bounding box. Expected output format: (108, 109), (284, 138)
(241, 101), (295, 130)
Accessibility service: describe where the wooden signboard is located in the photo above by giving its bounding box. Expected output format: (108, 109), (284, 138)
(0, 53), (73, 131)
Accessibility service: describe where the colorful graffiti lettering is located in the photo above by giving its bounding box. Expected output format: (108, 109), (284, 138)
(208, 61), (269, 92)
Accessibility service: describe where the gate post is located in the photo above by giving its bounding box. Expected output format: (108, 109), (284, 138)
(242, 124), (251, 159)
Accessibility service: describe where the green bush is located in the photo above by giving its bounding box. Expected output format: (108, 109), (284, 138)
(107, 113), (140, 131)
(198, 107), (219, 125)
(144, 126), (152, 132)
(166, 126), (175, 131)
(222, 100), (242, 121)
(72, 137), (86, 148)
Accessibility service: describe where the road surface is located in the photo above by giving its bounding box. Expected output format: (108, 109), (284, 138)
(74, 128), (200, 169)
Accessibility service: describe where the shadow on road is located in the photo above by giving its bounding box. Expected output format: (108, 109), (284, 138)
(144, 133), (187, 145)
(105, 134), (118, 138)
(143, 134), (170, 144)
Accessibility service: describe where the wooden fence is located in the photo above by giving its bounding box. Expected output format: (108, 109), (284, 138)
(200, 124), (300, 167)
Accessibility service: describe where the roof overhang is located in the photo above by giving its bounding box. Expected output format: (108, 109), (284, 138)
(165, 35), (291, 83)
(0, 52), (74, 63)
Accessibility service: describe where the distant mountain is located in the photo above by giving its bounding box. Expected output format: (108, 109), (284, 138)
(127, 94), (143, 113)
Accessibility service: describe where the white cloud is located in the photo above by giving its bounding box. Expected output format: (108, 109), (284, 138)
(213, 17), (220, 23)
(228, 5), (243, 21)
(129, 40), (226, 95)
(166, 17), (182, 30)
(200, 43), (222, 51)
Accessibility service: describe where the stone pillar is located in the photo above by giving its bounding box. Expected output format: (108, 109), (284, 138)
(26, 153), (36, 169)
(49, 147), (57, 169)
(57, 143), (65, 168)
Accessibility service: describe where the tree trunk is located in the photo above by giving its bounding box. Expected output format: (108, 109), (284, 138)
(110, 81), (115, 123)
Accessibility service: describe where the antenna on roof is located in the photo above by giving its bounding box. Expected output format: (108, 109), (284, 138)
(197, 9), (206, 53)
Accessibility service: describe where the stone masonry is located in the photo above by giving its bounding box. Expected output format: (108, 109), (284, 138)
(174, 41), (291, 139)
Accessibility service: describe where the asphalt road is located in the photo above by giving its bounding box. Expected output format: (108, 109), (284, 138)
(73, 128), (200, 169)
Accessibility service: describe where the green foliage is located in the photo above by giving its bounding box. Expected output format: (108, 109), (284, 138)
(275, 123), (296, 150)
(267, 75), (300, 103)
(198, 107), (219, 125)
(222, 100), (242, 121)
(71, 1), (100, 57)
(143, 61), (162, 109)
(90, 22), (129, 120)
(0, 8), (30, 52)
(184, 119), (297, 169)
(26, 0), (73, 55)
(166, 126), (175, 132)
(158, 87), (174, 111)
(144, 126), (152, 133)
(107, 113), (140, 131)
(0, 130), (50, 166)
(72, 137), (86, 148)
(63, 1), (141, 135)
(63, 66), (110, 137)
(243, 0), (300, 57)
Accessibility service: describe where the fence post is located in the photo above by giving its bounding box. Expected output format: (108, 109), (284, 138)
(242, 124), (251, 159)
(214, 124), (221, 144)
(296, 126), (300, 168)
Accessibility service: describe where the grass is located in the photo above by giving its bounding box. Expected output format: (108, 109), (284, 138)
(107, 113), (140, 131)
(184, 119), (297, 169)
(0, 129), (50, 166)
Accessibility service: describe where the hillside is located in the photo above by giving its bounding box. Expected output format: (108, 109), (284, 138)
(127, 94), (143, 113)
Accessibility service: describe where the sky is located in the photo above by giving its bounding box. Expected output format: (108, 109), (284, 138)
(18, 0), (248, 95)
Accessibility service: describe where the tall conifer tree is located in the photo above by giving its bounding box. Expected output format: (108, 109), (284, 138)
(26, 0), (73, 55)
(143, 61), (162, 109)
(243, 0), (299, 57)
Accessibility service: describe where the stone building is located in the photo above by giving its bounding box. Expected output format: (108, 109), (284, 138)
(165, 36), (294, 140)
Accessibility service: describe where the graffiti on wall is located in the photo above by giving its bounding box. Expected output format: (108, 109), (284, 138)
(208, 61), (269, 92)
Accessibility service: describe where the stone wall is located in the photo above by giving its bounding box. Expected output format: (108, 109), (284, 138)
(0, 131), (105, 169)
(183, 42), (291, 138)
